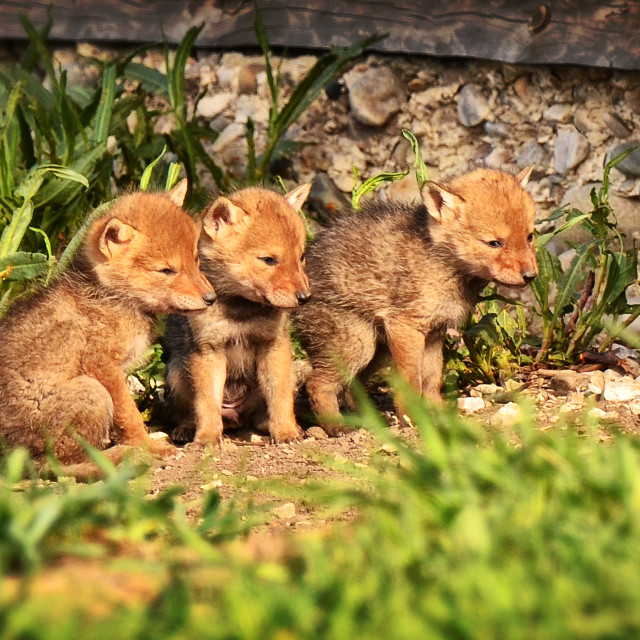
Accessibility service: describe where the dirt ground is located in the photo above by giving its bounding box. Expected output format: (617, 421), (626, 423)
(146, 371), (640, 530)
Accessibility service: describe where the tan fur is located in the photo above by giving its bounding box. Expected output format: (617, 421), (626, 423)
(163, 184), (311, 446)
(294, 168), (537, 434)
(0, 184), (215, 475)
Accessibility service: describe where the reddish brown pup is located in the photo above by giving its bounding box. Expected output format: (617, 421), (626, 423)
(0, 181), (215, 474)
(163, 184), (311, 446)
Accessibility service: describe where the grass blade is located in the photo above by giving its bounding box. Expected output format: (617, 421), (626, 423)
(93, 63), (117, 144)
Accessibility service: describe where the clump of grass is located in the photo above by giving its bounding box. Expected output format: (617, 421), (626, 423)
(3, 391), (640, 638)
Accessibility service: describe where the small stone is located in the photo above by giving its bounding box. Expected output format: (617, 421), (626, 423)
(484, 147), (510, 168)
(602, 112), (631, 138)
(305, 426), (329, 440)
(513, 76), (531, 101)
(515, 140), (547, 168)
(238, 64), (259, 95)
(126, 375), (145, 395)
(154, 114), (176, 135)
(607, 141), (640, 177)
(211, 122), (245, 153)
(234, 94), (269, 125)
(348, 67), (404, 127)
(490, 402), (522, 427)
(588, 370), (605, 396)
(544, 104), (573, 123)
(554, 127), (590, 174)
(484, 122), (510, 138)
(504, 379), (523, 392)
(196, 92), (233, 119)
(307, 173), (350, 223)
(549, 370), (582, 395)
(603, 376), (640, 402)
(475, 383), (502, 396)
(457, 84), (490, 127)
(457, 396), (486, 414)
(559, 391), (585, 412)
(149, 430), (170, 441)
(273, 502), (296, 520)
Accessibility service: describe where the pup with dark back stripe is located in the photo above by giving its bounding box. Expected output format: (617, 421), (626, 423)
(295, 168), (537, 434)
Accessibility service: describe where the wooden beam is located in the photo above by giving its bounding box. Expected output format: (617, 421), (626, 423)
(2, 1), (640, 70)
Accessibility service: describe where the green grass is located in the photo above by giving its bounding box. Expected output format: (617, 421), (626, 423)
(2, 394), (640, 638)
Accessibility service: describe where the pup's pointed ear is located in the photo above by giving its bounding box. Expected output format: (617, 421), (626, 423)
(98, 217), (137, 259)
(516, 165), (534, 188)
(284, 183), (312, 212)
(201, 197), (247, 239)
(167, 178), (188, 206)
(421, 181), (464, 223)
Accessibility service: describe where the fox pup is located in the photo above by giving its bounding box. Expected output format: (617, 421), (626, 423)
(294, 167), (537, 434)
(0, 181), (216, 473)
(163, 183), (311, 446)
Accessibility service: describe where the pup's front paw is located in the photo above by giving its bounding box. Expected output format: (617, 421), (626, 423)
(145, 435), (178, 459)
(192, 427), (224, 450)
(269, 421), (304, 444)
(319, 422), (355, 438)
(171, 423), (196, 444)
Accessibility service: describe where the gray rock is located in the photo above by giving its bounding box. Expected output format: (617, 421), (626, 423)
(554, 127), (590, 174)
(457, 83), (490, 127)
(515, 139), (547, 168)
(602, 112), (631, 138)
(607, 141), (640, 177)
(348, 67), (404, 127)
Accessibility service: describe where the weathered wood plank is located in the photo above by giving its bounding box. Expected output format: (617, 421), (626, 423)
(1, 1), (640, 70)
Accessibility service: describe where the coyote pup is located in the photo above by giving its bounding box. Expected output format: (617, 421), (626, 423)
(295, 168), (537, 433)
(163, 184), (312, 446)
(0, 181), (215, 471)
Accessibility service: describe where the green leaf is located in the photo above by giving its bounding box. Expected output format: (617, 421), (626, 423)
(165, 163), (181, 191)
(140, 145), (167, 190)
(93, 63), (117, 144)
(35, 145), (104, 210)
(0, 251), (49, 281)
(402, 129), (429, 189)
(167, 24), (203, 120)
(352, 169), (408, 210)
(253, 1), (278, 107)
(536, 213), (590, 247)
(124, 62), (169, 97)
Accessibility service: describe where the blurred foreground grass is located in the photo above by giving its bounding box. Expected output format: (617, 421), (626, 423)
(2, 393), (640, 639)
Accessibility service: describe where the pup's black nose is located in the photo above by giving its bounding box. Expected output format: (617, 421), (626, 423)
(522, 271), (537, 284)
(296, 291), (311, 305)
(203, 291), (217, 305)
